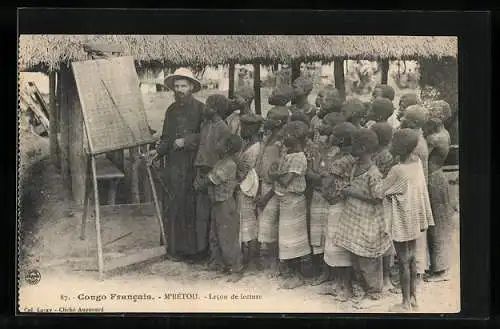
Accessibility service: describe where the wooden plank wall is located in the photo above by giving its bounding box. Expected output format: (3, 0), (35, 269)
(66, 66), (88, 205)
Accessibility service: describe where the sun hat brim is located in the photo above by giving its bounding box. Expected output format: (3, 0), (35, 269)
(164, 74), (201, 93)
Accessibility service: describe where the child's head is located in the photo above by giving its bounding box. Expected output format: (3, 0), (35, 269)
(330, 122), (357, 148)
(269, 85), (293, 106)
(219, 134), (243, 157)
(264, 106), (290, 133)
(372, 84), (395, 102)
(291, 76), (314, 101)
(240, 114), (264, 140)
(234, 86), (255, 113)
(370, 122), (394, 149)
(290, 111), (311, 126)
(322, 112), (347, 130)
(315, 85), (335, 107)
(367, 97), (395, 122)
(397, 93), (420, 120)
(205, 94), (231, 120)
(400, 105), (428, 130)
(423, 100), (452, 136)
(282, 121), (309, 149)
(318, 88), (343, 118)
(341, 98), (367, 124)
(351, 128), (379, 158)
(390, 128), (420, 161)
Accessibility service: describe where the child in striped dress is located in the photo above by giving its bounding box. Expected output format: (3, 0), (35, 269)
(370, 122), (397, 293)
(256, 88), (291, 274)
(269, 121), (312, 289)
(321, 122), (358, 301)
(333, 128), (393, 309)
(237, 114), (264, 272)
(377, 129), (434, 311)
(305, 112), (347, 286)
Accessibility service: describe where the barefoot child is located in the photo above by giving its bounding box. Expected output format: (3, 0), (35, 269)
(423, 101), (453, 283)
(237, 114), (264, 272)
(306, 112), (348, 286)
(370, 122), (397, 292)
(378, 128), (434, 311)
(333, 128), (393, 309)
(400, 105), (431, 282)
(205, 134), (245, 282)
(256, 88), (292, 273)
(321, 122), (358, 301)
(194, 94), (232, 266)
(270, 121), (312, 289)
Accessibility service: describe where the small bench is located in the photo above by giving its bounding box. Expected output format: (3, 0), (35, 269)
(95, 156), (125, 205)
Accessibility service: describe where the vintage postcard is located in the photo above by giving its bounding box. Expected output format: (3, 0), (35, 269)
(17, 33), (460, 314)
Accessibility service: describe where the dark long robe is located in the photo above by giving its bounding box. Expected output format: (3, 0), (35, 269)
(157, 96), (204, 257)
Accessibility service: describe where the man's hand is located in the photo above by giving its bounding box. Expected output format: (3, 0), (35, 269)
(174, 138), (185, 149)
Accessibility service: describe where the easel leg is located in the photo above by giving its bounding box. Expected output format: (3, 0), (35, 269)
(90, 156), (105, 280)
(146, 165), (167, 248)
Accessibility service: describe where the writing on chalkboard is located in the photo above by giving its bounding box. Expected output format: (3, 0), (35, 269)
(72, 56), (155, 154)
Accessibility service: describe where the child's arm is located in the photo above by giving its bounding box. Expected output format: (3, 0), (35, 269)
(256, 189), (275, 210)
(342, 187), (381, 205)
(276, 172), (299, 188)
(378, 166), (406, 197)
(306, 168), (322, 186)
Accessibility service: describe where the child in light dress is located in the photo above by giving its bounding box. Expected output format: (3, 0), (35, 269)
(377, 128), (435, 311)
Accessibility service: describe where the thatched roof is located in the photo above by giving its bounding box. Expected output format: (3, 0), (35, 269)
(18, 35), (457, 72)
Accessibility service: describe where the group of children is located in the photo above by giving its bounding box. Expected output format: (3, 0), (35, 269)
(194, 77), (454, 312)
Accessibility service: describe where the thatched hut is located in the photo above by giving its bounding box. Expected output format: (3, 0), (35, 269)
(18, 35), (457, 205)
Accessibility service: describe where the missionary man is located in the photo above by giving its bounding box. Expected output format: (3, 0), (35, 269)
(149, 68), (205, 263)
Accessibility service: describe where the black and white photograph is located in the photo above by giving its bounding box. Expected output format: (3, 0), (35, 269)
(17, 33), (460, 313)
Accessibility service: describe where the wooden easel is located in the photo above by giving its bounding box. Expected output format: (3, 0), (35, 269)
(80, 145), (166, 280)
(72, 54), (166, 280)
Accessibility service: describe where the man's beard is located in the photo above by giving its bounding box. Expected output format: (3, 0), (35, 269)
(175, 91), (190, 101)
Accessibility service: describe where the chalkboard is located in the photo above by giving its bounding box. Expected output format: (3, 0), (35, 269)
(72, 56), (155, 155)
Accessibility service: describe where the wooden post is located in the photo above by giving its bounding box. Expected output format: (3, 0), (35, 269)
(228, 63), (235, 98)
(291, 61), (301, 105)
(48, 71), (59, 168)
(59, 65), (71, 195)
(333, 59), (346, 101)
(381, 59), (390, 85)
(291, 61), (301, 82)
(253, 63), (261, 115)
